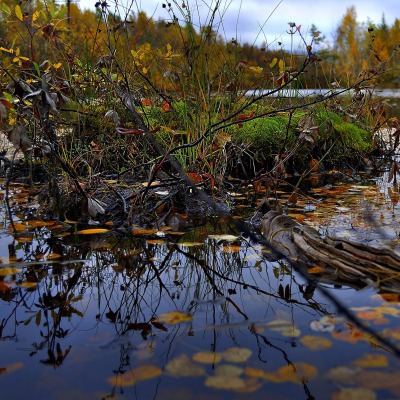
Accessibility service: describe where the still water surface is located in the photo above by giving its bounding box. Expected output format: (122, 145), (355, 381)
(2, 171), (400, 399)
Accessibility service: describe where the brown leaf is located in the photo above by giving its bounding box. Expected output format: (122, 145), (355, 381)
(7, 122), (31, 153)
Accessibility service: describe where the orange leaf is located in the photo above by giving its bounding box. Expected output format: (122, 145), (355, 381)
(141, 99), (152, 106)
(300, 335), (333, 350)
(107, 365), (162, 387)
(353, 353), (388, 368)
(77, 228), (109, 234)
(161, 101), (171, 112)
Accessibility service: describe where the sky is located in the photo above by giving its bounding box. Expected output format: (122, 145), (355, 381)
(76, 0), (400, 49)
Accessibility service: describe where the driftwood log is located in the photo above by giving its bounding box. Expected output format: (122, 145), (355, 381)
(261, 211), (400, 292)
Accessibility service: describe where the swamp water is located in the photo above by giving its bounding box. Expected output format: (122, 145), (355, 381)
(2, 173), (400, 400)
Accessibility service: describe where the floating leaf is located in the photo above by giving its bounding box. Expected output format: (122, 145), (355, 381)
(165, 354), (205, 377)
(222, 347), (252, 363)
(0, 267), (21, 276)
(215, 364), (243, 376)
(156, 311), (192, 324)
(353, 353), (388, 368)
(221, 245), (241, 253)
(354, 370), (400, 389)
(208, 234), (239, 241)
(326, 366), (360, 385)
(78, 228), (109, 234)
(107, 365), (162, 387)
(192, 351), (222, 364)
(332, 387), (377, 400)
(132, 228), (158, 235)
(204, 375), (246, 390)
(300, 335), (333, 350)
(275, 362), (318, 384)
(0, 362), (24, 375)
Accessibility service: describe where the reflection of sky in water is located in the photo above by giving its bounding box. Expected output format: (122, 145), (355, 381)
(2, 181), (400, 399)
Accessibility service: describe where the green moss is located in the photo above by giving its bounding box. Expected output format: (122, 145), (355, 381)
(314, 111), (373, 152)
(229, 114), (302, 159)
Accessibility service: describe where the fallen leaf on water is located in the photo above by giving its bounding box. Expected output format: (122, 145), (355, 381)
(300, 335), (333, 350)
(192, 351), (222, 364)
(353, 353), (388, 368)
(245, 367), (280, 382)
(331, 325), (365, 344)
(275, 362), (318, 384)
(0, 362), (24, 375)
(208, 234), (239, 241)
(215, 364), (243, 376)
(354, 370), (400, 389)
(222, 347), (252, 363)
(221, 245), (241, 253)
(132, 228), (158, 235)
(46, 253), (62, 259)
(20, 282), (38, 288)
(146, 239), (166, 245)
(177, 242), (204, 247)
(204, 375), (246, 390)
(326, 366), (360, 385)
(156, 311), (192, 324)
(107, 365), (162, 387)
(0, 267), (21, 276)
(332, 387), (377, 400)
(11, 222), (29, 231)
(78, 228), (109, 234)
(310, 315), (342, 332)
(165, 354), (205, 377)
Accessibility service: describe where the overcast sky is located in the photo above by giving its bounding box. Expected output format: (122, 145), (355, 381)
(77, 0), (400, 49)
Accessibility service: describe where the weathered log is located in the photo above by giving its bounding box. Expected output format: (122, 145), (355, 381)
(261, 211), (400, 292)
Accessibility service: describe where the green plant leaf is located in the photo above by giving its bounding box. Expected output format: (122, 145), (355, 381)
(2, 3), (11, 15)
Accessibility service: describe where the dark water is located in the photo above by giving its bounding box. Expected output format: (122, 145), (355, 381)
(3, 174), (400, 400)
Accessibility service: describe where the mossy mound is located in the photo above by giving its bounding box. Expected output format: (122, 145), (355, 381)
(228, 110), (373, 173)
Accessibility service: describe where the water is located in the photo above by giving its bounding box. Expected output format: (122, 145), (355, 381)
(2, 172), (400, 400)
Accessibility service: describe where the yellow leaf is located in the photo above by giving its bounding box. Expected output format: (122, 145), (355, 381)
(244, 367), (282, 382)
(0, 46), (14, 53)
(12, 222), (29, 231)
(332, 387), (377, 400)
(156, 311), (192, 324)
(278, 59), (284, 73)
(192, 351), (222, 364)
(248, 66), (263, 73)
(353, 353), (388, 368)
(142, 66), (148, 74)
(204, 375), (247, 390)
(132, 228), (158, 235)
(300, 335), (333, 350)
(276, 362), (318, 384)
(222, 347), (252, 363)
(32, 10), (40, 21)
(15, 4), (23, 21)
(165, 354), (205, 377)
(54, 62), (62, 69)
(20, 282), (38, 288)
(270, 57), (278, 68)
(77, 228), (109, 234)
(0, 267), (21, 276)
(107, 365), (162, 387)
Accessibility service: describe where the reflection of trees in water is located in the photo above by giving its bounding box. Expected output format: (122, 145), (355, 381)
(1, 229), (330, 397)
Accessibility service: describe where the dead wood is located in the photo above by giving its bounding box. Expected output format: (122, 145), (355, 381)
(261, 211), (400, 292)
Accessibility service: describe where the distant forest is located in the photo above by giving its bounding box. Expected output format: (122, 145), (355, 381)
(1, 2), (399, 88)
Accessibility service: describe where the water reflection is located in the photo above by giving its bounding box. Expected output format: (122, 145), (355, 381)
(2, 183), (400, 399)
